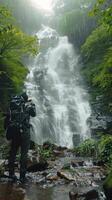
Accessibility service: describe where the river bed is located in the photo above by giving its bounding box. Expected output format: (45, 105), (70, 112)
(0, 148), (106, 200)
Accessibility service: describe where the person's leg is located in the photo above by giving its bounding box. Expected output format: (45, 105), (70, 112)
(20, 131), (30, 182)
(8, 139), (19, 177)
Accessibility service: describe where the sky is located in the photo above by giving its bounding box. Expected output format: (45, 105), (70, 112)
(30, 0), (53, 12)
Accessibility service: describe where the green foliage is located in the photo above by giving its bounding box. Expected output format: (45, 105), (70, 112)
(38, 146), (53, 161)
(74, 139), (97, 157)
(0, 5), (39, 123)
(0, 142), (10, 159)
(81, 0), (112, 112)
(103, 170), (112, 189)
(0, 7), (38, 59)
(74, 136), (112, 166)
(0, 59), (28, 92)
(81, 24), (112, 95)
(0, 4), (38, 136)
(98, 135), (112, 164)
(0, 5), (39, 60)
(81, 25), (111, 63)
(93, 47), (112, 90)
(91, 0), (112, 32)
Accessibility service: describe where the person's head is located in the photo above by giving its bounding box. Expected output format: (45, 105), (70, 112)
(21, 92), (28, 102)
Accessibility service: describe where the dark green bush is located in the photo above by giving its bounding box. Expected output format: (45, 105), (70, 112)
(98, 135), (112, 165)
(74, 139), (97, 157)
(74, 136), (112, 166)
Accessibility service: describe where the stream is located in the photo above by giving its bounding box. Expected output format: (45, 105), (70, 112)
(0, 146), (106, 200)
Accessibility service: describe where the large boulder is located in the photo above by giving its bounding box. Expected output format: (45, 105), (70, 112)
(27, 149), (48, 172)
(27, 161), (48, 172)
(69, 187), (99, 200)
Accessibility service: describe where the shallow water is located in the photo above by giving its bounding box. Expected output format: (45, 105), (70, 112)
(0, 182), (106, 200)
(0, 153), (106, 200)
(0, 182), (75, 200)
(26, 184), (73, 200)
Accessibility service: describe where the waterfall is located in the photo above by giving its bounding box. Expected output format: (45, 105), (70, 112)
(25, 26), (91, 148)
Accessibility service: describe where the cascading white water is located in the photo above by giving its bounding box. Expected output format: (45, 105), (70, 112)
(25, 26), (91, 148)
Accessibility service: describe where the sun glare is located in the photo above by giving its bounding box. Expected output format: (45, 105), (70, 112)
(30, 0), (53, 11)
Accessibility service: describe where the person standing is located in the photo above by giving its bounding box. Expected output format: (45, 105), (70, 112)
(4, 92), (36, 183)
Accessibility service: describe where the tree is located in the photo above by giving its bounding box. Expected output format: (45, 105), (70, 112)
(0, 5), (39, 109)
(81, 0), (112, 113)
(0, 6), (38, 60)
(91, 0), (112, 32)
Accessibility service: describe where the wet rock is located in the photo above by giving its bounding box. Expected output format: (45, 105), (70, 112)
(36, 177), (46, 184)
(27, 149), (48, 172)
(69, 191), (78, 200)
(27, 150), (39, 167)
(56, 146), (67, 151)
(71, 160), (84, 167)
(42, 171), (48, 177)
(69, 187), (99, 200)
(43, 141), (55, 150)
(93, 173), (101, 181)
(93, 160), (105, 166)
(53, 150), (64, 157)
(83, 189), (99, 199)
(43, 143), (67, 155)
(27, 161), (48, 172)
(57, 170), (75, 181)
(46, 173), (59, 181)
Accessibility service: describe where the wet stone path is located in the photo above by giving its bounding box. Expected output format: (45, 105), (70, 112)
(0, 147), (107, 200)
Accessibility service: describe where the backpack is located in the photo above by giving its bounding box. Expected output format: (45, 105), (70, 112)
(5, 95), (25, 140)
(9, 95), (25, 126)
